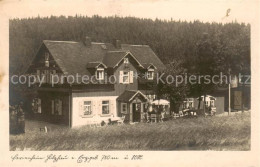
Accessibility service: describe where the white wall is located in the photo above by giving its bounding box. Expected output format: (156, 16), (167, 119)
(71, 94), (118, 127)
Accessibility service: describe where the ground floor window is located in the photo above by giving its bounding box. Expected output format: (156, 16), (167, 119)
(102, 101), (109, 114)
(83, 101), (92, 115)
(51, 99), (62, 115)
(32, 98), (41, 113)
(121, 103), (127, 114)
(207, 100), (215, 107)
(183, 98), (194, 109)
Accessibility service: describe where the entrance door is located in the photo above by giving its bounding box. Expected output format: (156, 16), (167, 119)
(133, 103), (141, 122)
(234, 91), (242, 110)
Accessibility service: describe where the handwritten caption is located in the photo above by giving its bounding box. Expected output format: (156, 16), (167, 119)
(11, 154), (143, 163)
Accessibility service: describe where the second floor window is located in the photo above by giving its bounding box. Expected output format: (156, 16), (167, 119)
(147, 69), (154, 80)
(123, 71), (129, 83)
(96, 68), (104, 80)
(120, 71), (133, 84)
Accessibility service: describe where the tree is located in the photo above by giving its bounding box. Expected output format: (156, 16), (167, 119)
(155, 60), (189, 114)
(187, 33), (219, 113)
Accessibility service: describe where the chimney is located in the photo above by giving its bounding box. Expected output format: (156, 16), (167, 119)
(113, 39), (121, 49)
(84, 36), (91, 47)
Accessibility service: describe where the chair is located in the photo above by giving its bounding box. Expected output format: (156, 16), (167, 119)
(150, 114), (157, 123)
(117, 115), (126, 125)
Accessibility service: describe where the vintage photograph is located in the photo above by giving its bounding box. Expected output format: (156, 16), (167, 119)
(7, 0), (251, 152)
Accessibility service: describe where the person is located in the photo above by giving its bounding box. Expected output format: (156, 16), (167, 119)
(161, 110), (166, 122)
(17, 102), (25, 133)
(142, 112), (147, 123)
(9, 105), (17, 134)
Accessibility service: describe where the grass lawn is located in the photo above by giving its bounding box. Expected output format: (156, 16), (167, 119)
(10, 112), (250, 151)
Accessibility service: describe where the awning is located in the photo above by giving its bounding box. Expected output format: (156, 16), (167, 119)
(151, 99), (170, 105)
(117, 90), (148, 102)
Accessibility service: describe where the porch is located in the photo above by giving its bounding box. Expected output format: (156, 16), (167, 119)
(117, 90), (148, 123)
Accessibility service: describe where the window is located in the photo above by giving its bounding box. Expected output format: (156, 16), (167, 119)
(96, 68), (104, 80)
(32, 98), (41, 113)
(102, 101), (109, 115)
(120, 71), (133, 84)
(83, 101), (92, 115)
(209, 100), (215, 107)
(124, 58), (129, 64)
(123, 71), (129, 83)
(147, 69), (154, 80)
(51, 99), (62, 115)
(45, 53), (49, 67)
(183, 98), (194, 109)
(41, 71), (46, 83)
(121, 103), (127, 114)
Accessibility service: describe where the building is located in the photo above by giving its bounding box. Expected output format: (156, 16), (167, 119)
(179, 94), (225, 115)
(25, 37), (165, 127)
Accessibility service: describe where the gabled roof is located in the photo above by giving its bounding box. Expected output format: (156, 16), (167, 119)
(142, 63), (157, 69)
(43, 40), (87, 75)
(103, 51), (143, 68)
(39, 40), (165, 75)
(117, 90), (148, 102)
(102, 51), (128, 68)
(86, 62), (107, 68)
(121, 44), (165, 71)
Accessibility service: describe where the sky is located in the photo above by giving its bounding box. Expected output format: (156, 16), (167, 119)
(0, 0), (258, 23)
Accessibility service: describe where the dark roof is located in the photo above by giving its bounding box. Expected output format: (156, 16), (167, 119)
(102, 51), (128, 68)
(121, 44), (165, 70)
(117, 90), (148, 102)
(43, 40), (88, 75)
(42, 40), (165, 75)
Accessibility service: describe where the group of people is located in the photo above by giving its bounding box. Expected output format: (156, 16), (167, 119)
(142, 104), (167, 123)
(9, 102), (25, 134)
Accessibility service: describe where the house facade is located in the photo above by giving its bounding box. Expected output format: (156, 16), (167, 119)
(179, 95), (225, 115)
(26, 37), (165, 127)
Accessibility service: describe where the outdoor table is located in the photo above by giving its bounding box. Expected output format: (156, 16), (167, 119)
(109, 117), (122, 124)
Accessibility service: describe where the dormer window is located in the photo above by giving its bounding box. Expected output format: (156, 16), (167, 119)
(45, 53), (49, 67)
(147, 68), (154, 80)
(96, 67), (104, 80)
(124, 58), (129, 64)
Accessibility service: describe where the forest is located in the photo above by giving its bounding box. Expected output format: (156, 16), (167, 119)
(9, 15), (250, 104)
(9, 15), (250, 75)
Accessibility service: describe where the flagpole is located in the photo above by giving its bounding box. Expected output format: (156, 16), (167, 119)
(228, 68), (231, 116)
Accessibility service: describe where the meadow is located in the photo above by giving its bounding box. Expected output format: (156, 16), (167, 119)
(10, 112), (250, 151)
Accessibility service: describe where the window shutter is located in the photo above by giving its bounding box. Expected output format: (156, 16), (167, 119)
(109, 100), (112, 115)
(37, 70), (40, 82)
(79, 100), (83, 116)
(119, 71), (123, 83)
(51, 100), (54, 115)
(38, 99), (41, 113)
(129, 71), (133, 83)
(58, 100), (62, 115)
(90, 101), (93, 115)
